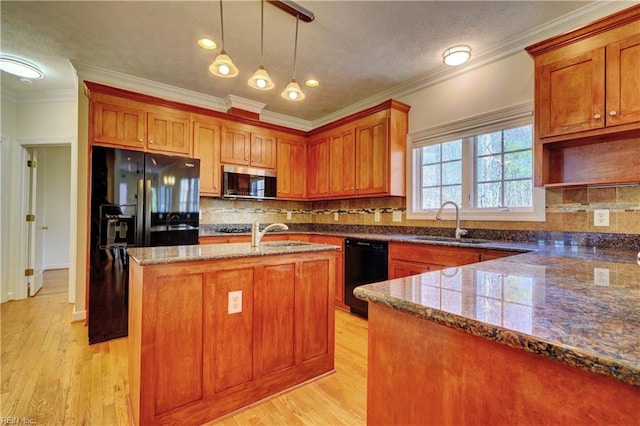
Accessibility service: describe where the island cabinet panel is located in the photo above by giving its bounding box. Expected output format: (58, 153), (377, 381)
(258, 263), (296, 375)
(153, 274), (204, 415)
(309, 235), (346, 309)
(206, 267), (255, 393)
(128, 251), (335, 425)
(367, 303), (640, 425)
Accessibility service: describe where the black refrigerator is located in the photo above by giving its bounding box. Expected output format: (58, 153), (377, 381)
(89, 146), (200, 344)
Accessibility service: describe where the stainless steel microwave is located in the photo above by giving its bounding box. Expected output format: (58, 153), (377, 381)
(222, 165), (277, 200)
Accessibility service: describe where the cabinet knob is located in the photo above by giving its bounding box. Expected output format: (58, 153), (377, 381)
(593, 113), (601, 120)
(609, 110), (617, 117)
(138, 138), (143, 143)
(149, 140), (154, 144)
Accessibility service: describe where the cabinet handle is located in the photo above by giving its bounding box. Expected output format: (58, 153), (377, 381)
(609, 110), (617, 117)
(593, 113), (601, 120)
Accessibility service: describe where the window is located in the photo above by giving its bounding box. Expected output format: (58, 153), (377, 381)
(408, 103), (544, 222)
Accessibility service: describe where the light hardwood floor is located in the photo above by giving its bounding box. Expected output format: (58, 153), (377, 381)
(1, 269), (368, 425)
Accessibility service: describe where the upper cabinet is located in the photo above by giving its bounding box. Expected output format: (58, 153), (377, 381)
(277, 136), (307, 200)
(526, 5), (640, 187)
(308, 99), (410, 200)
(91, 90), (191, 156)
(192, 113), (222, 197)
(220, 125), (276, 169)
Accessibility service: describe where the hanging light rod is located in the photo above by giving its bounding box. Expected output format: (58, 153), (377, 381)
(267, 0), (314, 22)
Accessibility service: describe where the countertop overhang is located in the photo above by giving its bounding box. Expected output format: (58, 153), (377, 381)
(127, 241), (340, 266)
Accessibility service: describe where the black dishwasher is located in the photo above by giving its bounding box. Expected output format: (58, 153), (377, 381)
(344, 238), (388, 317)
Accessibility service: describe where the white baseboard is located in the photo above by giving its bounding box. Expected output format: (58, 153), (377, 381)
(45, 263), (70, 270)
(71, 307), (86, 322)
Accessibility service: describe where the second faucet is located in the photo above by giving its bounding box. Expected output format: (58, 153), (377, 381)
(251, 221), (289, 247)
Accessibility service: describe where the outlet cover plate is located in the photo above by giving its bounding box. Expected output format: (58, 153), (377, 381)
(374, 211), (381, 222)
(594, 209), (609, 227)
(593, 267), (610, 286)
(228, 290), (242, 314)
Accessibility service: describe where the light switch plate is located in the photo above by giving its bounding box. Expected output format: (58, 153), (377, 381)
(228, 290), (242, 314)
(334, 212), (339, 221)
(392, 211), (402, 222)
(374, 211), (381, 222)
(594, 209), (609, 227)
(286, 211), (292, 220)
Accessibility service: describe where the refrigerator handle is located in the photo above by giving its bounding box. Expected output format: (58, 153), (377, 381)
(136, 178), (144, 246)
(144, 179), (152, 246)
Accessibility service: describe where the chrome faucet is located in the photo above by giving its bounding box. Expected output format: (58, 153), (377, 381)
(251, 221), (289, 247)
(166, 213), (180, 227)
(435, 201), (468, 240)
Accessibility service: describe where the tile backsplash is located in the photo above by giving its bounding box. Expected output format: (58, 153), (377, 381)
(200, 185), (640, 235)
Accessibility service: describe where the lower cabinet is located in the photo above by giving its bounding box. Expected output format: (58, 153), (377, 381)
(309, 235), (346, 309)
(128, 251), (335, 425)
(388, 243), (481, 279)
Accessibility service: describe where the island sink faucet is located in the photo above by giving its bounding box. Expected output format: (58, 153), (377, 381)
(251, 221), (289, 247)
(435, 201), (468, 240)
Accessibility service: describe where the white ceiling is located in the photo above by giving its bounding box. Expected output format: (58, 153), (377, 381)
(1, 1), (635, 125)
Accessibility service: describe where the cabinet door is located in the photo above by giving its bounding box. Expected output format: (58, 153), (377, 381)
(250, 132), (277, 169)
(147, 109), (191, 155)
(309, 235), (345, 308)
(355, 117), (389, 195)
(277, 137), (307, 199)
(193, 118), (221, 196)
(93, 101), (146, 148)
(389, 260), (433, 279)
(329, 129), (356, 197)
(307, 137), (330, 199)
(221, 126), (250, 165)
(606, 34), (640, 128)
(538, 48), (606, 138)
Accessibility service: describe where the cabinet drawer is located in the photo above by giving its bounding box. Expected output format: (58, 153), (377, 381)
(389, 243), (480, 266)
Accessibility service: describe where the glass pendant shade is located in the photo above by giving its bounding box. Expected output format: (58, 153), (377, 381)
(209, 50), (239, 77)
(248, 65), (274, 90)
(280, 79), (305, 101)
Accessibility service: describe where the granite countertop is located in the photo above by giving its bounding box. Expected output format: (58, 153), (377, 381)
(127, 241), (339, 266)
(354, 244), (640, 387)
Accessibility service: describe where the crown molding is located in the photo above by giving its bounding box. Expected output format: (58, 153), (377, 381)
(311, 1), (637, 128)
(0, 86), (75, 104)
(224, 95), (266, 115)
(259, 109), (312, 131)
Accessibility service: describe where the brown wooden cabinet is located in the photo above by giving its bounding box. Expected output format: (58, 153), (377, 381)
(91, 91), (191, 156)
(328, 128), (356, 197)
(307, 99), (409, 200)
(526, 5), (640, 187)
(192, 114), (222, 196)
(388, 243), (481, 279)
(277, 136), (307, 200)
(310, 235), (346, 309)
(128, 250), (335, 425)
(307, 136), (330, 199)
(250, 131), (277, 169)
(220, 125), (276, 169)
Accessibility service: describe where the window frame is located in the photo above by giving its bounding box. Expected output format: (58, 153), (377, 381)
(406, 103), (545, 222)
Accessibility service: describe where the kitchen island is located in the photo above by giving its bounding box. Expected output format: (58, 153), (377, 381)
(355, 244), (640, 425)
(126, 241), (339, 425)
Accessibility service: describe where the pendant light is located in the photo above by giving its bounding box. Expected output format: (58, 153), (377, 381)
(248, 0), (274, 90)
(281, 14), (305, 101)
(209, 0), (239, 78)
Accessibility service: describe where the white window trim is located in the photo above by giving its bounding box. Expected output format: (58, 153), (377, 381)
(406, 102), (545, 222)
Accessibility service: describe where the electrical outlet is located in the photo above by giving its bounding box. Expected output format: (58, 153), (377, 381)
(374, 211), (381, 222)
(594, 209), (609, 227)
(593, 267), (610, 286)
(334, 212), (339, 221)
(228, 290), (242, 314)
(286, 211), (292, 220)
(392, 211), (402, 222)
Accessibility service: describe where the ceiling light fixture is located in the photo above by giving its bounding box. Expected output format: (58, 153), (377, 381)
(197, 38), (217, 50)
(305, 79), (319, 87)
(442, 45), (472, 66)
(281, 15), (305, 101)
(248, 0), (274, 90)
(209, 0), (238, 78)
(0, 57), (44, 79)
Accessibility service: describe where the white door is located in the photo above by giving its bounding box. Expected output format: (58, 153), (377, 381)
(26, 149), (45, 296)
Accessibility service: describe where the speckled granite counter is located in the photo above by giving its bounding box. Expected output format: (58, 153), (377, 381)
(127, 241), (339, 266)
(355, 244), (640, 387)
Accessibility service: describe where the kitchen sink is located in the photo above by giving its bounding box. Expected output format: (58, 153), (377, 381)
(410, 235), (490, 244)
(261, 241), (312, 247)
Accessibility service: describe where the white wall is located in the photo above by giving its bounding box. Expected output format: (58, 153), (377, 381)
(38, 146), (71, 269)
(401, 51), (534, 133)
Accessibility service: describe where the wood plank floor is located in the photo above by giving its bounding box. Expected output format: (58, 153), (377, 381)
(1, 269), (368, 425)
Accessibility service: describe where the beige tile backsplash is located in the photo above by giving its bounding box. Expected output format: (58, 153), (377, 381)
(200, 185), (640, 234)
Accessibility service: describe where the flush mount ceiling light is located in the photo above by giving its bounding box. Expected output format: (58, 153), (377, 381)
(281, 15), (305, 101)
(0, 57), (44, 79)
(305, 79), (319, 87)
(248, 0), (275, 90)
(442, 45), (472, 66)
(209, 0), (239, 78)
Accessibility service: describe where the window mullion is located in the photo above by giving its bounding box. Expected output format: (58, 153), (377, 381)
(462, 137), (473, 209)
